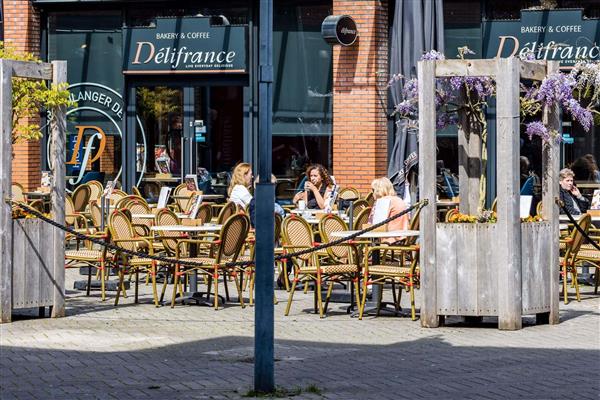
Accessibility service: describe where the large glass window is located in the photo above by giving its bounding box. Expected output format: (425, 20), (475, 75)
(47, 12), (123, 189)
(272, 1), (333, 180)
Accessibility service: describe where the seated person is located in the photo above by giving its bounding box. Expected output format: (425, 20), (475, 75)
(559, 168), (589, 215)
(248, 175), (285, 228)
(292, 164), (333, 209)
(368, 177), (409, 243)
(228, 162), (253, 209)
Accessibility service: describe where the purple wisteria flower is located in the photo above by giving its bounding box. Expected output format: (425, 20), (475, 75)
(536, 72), (576, 107)
(420, 50), (445, 61)
(394, 99), (416, 117)
(525, 121), (549, 141)
(402, 78), (418, 99)
(565, 98), (593, 132)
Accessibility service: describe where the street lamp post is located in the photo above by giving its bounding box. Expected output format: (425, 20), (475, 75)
(254, 0), (275, 392)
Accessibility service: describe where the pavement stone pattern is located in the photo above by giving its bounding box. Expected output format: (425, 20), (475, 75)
(1, 268), (599, 399)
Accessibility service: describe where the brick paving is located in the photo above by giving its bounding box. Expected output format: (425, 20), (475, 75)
(1, 269), (599, 399)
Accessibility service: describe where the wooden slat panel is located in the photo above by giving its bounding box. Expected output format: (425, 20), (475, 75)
(418, 60), (439, 327)
(40, 220), (54, 305)
(435, 59), (496, 77)
(25, 220), (41, 308)
(11, 220), (25, 308)
(522, 223), (551, 314)
(9, 60), (53, 80)
(0, 60), (13, 322)
(457, 224), (478, 315)
(436, 224), (457, 314)
(51, 60), (67, 318)
(521, 223), (534, 313)
(477, 224), (497, 315)
(495, 57), (523, 330)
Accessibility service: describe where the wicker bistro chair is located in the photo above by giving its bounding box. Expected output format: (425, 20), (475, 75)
(11, 183), (26, 202)
(173, 183), (192, 212)
(197, 203), (213, 224)
(173, 213), (250, 309)
(560, 213), (591, 304)
(359, 242), (420, 320)
(317, 214), (362, 316)
(339, 187), (361, 201)
(65, 230), (113, 300)
(351, 199), (369, 219)
(72, 184), (92, 213)
(109, 209), (162, 307)
(282, 214), (360, 318)
(353, 207), (371, 231)
(215, 201), (237, 224)
(364, 191), (374, 206)
(86, 180), (104, 203)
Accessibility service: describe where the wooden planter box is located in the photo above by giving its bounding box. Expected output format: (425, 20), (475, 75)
(435, 222), (552, 317)
(11, 218), (59, 309)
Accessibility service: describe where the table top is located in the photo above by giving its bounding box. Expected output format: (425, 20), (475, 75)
(173, 194), (224, 200)
(305, 216), (350, 225)
(131, 213), (192, 219)
(559, 214), (600, 222)
(143, 177), (181, 183)
(290, 209), (329, 215)
(150, 224), (222, 232)
(329, 229), (419, 239)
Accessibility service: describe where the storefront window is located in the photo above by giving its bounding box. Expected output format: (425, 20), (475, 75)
(47, 12), (123, 189)
(273, 1), (333, 180)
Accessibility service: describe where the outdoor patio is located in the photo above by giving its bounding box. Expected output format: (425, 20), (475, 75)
(1, 268), (598, 400)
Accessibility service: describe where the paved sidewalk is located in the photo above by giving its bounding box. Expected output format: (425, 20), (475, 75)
(1, 270), (599, 399)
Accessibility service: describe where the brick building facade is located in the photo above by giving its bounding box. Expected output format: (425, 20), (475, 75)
(5, 0), (388, 193)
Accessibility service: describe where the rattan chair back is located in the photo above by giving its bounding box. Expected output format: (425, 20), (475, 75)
(11, 183), (25, 202)
(353, 206), (371, 230)
(65, 194), (76, 226)
(217, 213), (250, 262)
(282, 215), (314, 263)
(90, 201), (103, 229)
(173, 183), (191, 212)
(364, 191), (374, 206)
(72, 184), (91, 212)
(566, 213), (591, 260)
(132, 186), (142, 197)
(109, 189), (128, 205)
(197, 203), (212, 224)
(352, 199), (369, 218)
(115, 195), (147, 209)
(404, 202), (424, 246)
(536, 201), (543, 216)
(28, 200), (45, 213)
(86, 180), (104, 202)
(155, 208), (181, 254)
(318, 213), (349, 262)
(217, 201), (237, 224)
(339, 187), (360, 201)
(108, 209), (136, 251)
(274, 213), (283, 245)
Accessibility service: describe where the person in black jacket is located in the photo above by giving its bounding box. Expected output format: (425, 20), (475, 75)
(559, 168), (590, 215)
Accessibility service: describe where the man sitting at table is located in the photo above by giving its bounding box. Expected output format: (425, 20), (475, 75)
(559, 168), (590, 215)
(368, 177), (409, 243)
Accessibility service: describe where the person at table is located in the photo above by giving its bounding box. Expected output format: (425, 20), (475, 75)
(228, 162), (253, 208)
(292, 164), (333, 209)
(559, 168), (590, 215)
(248, 174), (285, 228)
(368, 177), (409, 243)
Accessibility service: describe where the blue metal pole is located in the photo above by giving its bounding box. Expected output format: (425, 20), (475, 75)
(254, 0), (275, 392)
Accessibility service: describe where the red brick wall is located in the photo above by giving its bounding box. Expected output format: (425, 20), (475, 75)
(332, 0), (388, 194)
(4, 0), (42, 191)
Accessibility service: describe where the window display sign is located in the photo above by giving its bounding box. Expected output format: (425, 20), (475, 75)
(123, 17), (247, 74)
(483, 9), (600, 67)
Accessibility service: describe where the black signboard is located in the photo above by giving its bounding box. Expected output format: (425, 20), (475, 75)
(123, 17), (247, 74)
(483, 9), (600, 67)
(322, 15), (358, 46)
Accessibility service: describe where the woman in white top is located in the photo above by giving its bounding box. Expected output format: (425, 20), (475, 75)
(228, 162), (253, 208)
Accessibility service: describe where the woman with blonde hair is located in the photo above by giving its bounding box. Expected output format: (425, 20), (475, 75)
(369, 177), (409, 241)
(228, 162), (253, 208)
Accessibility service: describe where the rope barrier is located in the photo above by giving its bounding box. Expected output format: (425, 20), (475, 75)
(8, 198), (427, 269)
(556, 198), (600, 252)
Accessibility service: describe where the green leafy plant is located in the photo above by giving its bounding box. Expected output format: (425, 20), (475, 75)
(0, 42), (76, 144)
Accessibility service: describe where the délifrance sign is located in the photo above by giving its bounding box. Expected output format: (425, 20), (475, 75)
(483, 9), (600, 67)
(123, 17), (247, 74)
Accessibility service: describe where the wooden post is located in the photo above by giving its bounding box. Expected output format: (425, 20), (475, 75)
(0, 60), (13, 323)
(495, 58), (522, 330)
(418, 60), (438, 328)
(542, 61), (561, 325)
(458, 107), (481, 215)
(51, 61), (67, 318)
